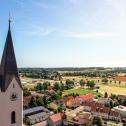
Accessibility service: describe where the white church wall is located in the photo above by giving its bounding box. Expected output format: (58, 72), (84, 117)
(0, 77), (23, 126)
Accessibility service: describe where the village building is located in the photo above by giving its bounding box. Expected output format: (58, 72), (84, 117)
(114, 105), (126, 117)
(65, 106), (92, 126)
(109, 110), (120, 121)
(23, 106), (50, 125)
(48, 113), (64, 126)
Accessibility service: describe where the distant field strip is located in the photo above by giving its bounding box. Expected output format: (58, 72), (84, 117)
(98, 85), (126, 95)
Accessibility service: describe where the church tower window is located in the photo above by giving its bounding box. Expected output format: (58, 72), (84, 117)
(11, 111), (16, 124)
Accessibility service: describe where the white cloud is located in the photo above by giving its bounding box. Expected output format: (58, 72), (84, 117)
(61, 31), (117, 38)
(20, 24), (57, 37)
(35, 2), (56, 9)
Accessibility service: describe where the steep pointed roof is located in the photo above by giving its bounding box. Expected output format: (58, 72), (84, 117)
(0, 20), (22, 91)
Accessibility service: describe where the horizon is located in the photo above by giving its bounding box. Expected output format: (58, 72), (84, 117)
(0, 0), (126, 67)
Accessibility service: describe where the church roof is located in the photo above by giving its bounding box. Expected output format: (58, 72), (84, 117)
(0, 20), (22, 91)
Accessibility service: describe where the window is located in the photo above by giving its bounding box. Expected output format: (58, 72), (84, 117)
(11, 111), (16, 124)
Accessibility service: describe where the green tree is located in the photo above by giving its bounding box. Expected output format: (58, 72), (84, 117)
(36, 96), (43, 106)
(92, 116), (103, 126)
(42, 96), (48, 107)
(43, 81), (50, 90)
(23, 87), (31, 96)
(51, 93), (61, 100)
(54, 82), (60, 91)
(35, 83), (43, 92)
(104, 92), (108, 98)
(122, 99), (126, 106)
(110, 100), (114, 108)
(25, 118), (32, 126)
(102, 78), (108, 84)
(29, 96), (37, 107)
(57, 106), (63, 112)
(66, 79), (74, 85)
(60, 81), (64, 91)
(80, 79), (85, 87)
(87, 81), (95, 89)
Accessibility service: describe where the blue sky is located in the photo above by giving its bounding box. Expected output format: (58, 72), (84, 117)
(0, 0), (126, 67)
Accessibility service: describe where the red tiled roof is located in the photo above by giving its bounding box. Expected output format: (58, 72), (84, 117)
(79, 94), (94, 101)
(91, 106), (110, 114)
(64, 94), (94, 107)
(23, 96), (32, 105)
(47, 89), (55, 94)
(109, 110), (119, 117)
(49, 113), (64, 122)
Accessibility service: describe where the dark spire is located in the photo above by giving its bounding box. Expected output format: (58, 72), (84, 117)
(0, 19), (22, 91)
(8, 14), (11, 31)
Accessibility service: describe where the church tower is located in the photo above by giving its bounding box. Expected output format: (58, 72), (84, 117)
(0, 19), (23, 126)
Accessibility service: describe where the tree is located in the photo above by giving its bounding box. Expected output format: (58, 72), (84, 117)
(42, 96), (48, 107)
(35, 83), (43, 92)
(110, 100), (114, 108)
(102, 78), (108, 84)
(23, 87), (31, 96)
(66, 79), (74, 85)
(92, 116), (103, 126)
(65, 79), (74, 89)
(29, 96), (37, 107)
(43, 81), (50, 90)
(36, 96), (43, 106)
(122, 99), (126, 106)
(25, 118), (32, 126)
(104, 92), (108, 98)
(60, 81), (64, 91)
(80, 79), (85, 87)
(119, 81), (121, 85)
(87, 81), (95, 89)
(57, 91), (62, 96)
(51, 93), (61, 100)
(110, 94), (117, 99)
(53, 82), (60, 91)
(57, 106), (63, 112)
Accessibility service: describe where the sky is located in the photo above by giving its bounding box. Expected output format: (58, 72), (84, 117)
(0, 0), (126, 68)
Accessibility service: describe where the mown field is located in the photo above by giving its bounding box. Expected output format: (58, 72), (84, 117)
(63, 88), (101, 96)
(98, 84), (126, 95)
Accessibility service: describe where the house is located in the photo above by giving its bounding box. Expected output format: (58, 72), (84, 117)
(27, 112), (49, 125)
(65, 106), (92, 126)
(109, 110), (120, 121)
(23, 106), (50, 118)
(114, 105), (126, 117)
(48, 113), (64, 126)
(79, 94), (95, 102)
(64, 94), (95, 108)
(66, 106), (85, 120)
(82, 101), (104, 112)
(72, 112), (92, 125)
(118, 95), (126, 101)
(23, 96), (32, 108)
(91, 106), (110, 119)
(23, 106), (50, 125)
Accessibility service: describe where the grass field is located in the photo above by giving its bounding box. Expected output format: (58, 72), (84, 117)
(98, 84), (126, 95)
(23, 84), (35, 90)
(63, 88), (101, 96)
